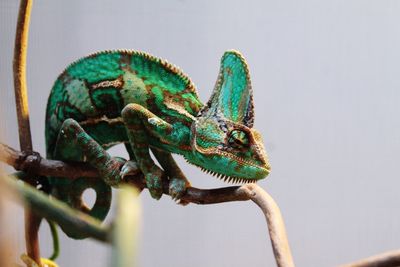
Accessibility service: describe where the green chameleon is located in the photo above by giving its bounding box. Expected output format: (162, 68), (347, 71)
(45, 49), (271, 238)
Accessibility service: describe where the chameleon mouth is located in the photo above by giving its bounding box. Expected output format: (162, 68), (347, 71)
(184, 158), (258, 184)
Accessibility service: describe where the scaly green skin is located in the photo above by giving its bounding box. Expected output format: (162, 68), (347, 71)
(45, 49), (270, 239)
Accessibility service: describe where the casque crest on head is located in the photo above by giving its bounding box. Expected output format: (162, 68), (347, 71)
(199, 50), (254, 127)
(188, 50), (270, 183)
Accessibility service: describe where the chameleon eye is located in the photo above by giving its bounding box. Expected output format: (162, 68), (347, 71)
(227, 130), (249, 149)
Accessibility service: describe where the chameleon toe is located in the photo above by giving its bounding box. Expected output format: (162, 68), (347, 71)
(120, 160), (140, 179)
(168, 177), (187, 200)
(145, 172), (163, 200)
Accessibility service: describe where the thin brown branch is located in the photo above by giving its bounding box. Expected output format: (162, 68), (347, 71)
(0, 143), (100, 179)
(238, 184), (295, 267)
(13, 0), (40, 264)
(13, 0), (33, 151)
(339, 250), (400, 267)
(0, 142), (249, 203)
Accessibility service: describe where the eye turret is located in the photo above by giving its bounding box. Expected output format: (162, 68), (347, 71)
(227, 130), (249, 149)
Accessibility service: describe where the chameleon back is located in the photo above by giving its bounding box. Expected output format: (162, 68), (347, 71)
(45, 50), (202, 159)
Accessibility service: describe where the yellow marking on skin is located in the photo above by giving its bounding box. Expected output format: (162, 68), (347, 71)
(92, 77), (123, 89)
(79, 116), (123, 126)
(164, 100), (196, 121)
(120, 71), (148, 106)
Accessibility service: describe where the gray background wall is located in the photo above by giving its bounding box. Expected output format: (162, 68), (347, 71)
(1, 1), (400, 266)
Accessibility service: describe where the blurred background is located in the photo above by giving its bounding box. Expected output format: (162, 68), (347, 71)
(1, 0), (400, 266)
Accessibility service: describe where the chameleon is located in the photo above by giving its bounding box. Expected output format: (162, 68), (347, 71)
(45, 49), (271, 238)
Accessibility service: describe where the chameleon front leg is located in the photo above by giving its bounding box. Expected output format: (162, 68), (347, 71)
(122, 103), (176, 200)
(55, 118), (125, 186)
(151, 148), (191, 203)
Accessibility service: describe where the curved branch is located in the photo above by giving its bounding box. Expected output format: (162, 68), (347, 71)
(339, 250), (400, 267)
(13, 0), (33, 151)
(238, 185), (295, 267)
(0, 143), (99, 179)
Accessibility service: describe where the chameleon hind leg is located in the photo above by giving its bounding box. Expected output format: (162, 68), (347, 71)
(121, 103), (189, 201)
(152, 148), (190, 203)
(53, 118), (134, 238)
(55, 118), (141, 185)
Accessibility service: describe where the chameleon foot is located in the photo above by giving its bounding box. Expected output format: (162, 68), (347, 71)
(145, 166), (164, 200)
(101, 157), (126, 186)
(169, 178), (190, 205)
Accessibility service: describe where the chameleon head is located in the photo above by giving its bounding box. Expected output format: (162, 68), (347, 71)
(188, 118), (270, 183)
(185, 50), (271, 183)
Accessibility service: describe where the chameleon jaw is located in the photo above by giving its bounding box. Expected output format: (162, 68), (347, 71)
(189, 123), (271, 182)
(184, 158), (259, 185)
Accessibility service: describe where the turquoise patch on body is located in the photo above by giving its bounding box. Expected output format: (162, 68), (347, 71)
(220, 52), (250, 122)
(120, 70), (149, 106)
(46, 79), (65, 117)
(150, 86), (166, 107)
(130, 55), (186, 93)
(68, 53), (123, 83)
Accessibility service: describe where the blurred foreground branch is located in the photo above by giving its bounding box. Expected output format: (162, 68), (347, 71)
(111, 186), (141, 267)
(4, 173), (109, 243)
